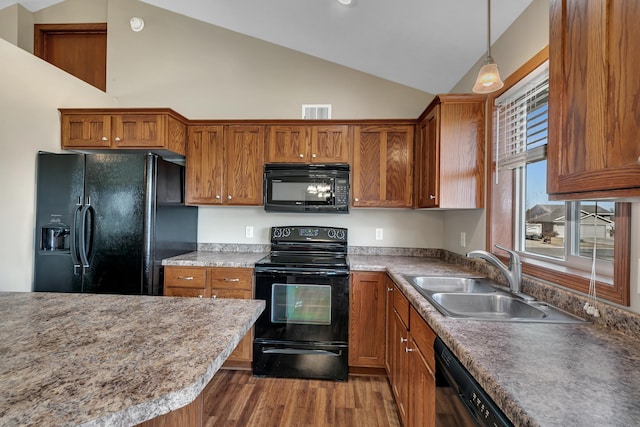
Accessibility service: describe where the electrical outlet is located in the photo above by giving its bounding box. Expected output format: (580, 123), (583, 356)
(245, 226), (254, 239)
(460, 232), (466, 248)
(375, 228), (384, 240)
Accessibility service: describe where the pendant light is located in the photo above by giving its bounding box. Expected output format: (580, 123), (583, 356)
(472, 0), (504, 93)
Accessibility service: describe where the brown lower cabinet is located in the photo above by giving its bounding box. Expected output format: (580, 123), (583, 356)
(387, 281), (436, 427)
(164, 266), (254, 367)
(349, 272), (387, 369)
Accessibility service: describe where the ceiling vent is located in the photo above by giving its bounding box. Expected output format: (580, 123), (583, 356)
(302, 104), (332, 120)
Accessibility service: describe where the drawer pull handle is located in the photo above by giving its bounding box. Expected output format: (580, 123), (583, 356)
(177, 276), (194, 280)
(223, 278), (240, 282)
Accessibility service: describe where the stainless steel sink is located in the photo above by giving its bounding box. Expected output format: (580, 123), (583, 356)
(403, 275), (586, 323)
(430, 293), (547, 320)
(409, 276), (498, 294)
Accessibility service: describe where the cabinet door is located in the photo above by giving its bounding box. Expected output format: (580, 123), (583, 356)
(224, 126), (265, 205)
(310, 125), (350, 163)
(185, 125), (224, 205)
(408, 336), (436, 427)
(352, 125), (413, 207)
(265, 125), (309, 163)
(391, 309), (409, 425)
(209, 267), (254, 365)
(112, 114), (165, 148)
(61, 114), (111, 148)
(548, 0), (640, 197)
(416, 107), (439, 208)
(384, 278), (395, 375)
(349, 272), (386, 368)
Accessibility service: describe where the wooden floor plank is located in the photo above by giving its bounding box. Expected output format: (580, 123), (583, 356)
(203, 370), (401, 426)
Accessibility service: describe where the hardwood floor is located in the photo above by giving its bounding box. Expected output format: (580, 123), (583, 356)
(203, 370), (401, 427)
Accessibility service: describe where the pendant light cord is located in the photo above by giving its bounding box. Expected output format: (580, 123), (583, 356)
(487, 0), (492, 60)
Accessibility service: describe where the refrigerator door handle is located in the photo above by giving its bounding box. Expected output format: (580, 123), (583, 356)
(70, 203), (83, 274)
(79, 203), (93, 272)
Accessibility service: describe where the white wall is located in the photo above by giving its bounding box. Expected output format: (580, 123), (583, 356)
(103, 0), (432, 120)
(198, 207), (443, 248)
(0, 39), (117, 292)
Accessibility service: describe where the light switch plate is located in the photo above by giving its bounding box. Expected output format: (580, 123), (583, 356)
(460, 232), (466, 248)
(246, 226), (254, 239)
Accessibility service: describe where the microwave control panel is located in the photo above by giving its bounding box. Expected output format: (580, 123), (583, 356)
(334, 178), (349, 206)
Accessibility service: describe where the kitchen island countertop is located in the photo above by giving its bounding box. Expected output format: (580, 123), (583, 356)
(0, 292), (264, 427)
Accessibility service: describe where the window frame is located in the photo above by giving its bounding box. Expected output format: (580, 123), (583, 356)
(486, 46), (631, 306)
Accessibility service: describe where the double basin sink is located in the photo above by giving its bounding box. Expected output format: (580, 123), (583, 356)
(404, 275), (587, 323)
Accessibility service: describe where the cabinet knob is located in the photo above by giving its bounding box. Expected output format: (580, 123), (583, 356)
(637, 156), (640, 166)
(405, 347), (416, 353)
(354, 198), (359, 202)
(114, 137), (121, 142)
(215, 195), (221, 199)
(198, 294), (203, 298)
(400, 337), (408, 343)
(299, 154), (304, 158)
(211, 294), (217, 299)
(227, 195), (232, 200)
(429, 195), (436, 200)
(101, 136), (108, 142)
(312, 154), (317, 158)
(387, 287), (393, 292)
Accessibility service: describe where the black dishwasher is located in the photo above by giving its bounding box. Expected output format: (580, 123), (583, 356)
(434, 337), (513, 427)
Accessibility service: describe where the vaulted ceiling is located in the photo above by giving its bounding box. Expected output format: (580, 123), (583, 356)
(1, 0), (535, 94)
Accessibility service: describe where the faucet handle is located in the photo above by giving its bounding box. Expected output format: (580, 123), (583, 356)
(495, 245), (521, 265)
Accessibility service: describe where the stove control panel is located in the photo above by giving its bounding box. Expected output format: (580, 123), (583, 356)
(271, 226), (347, 243)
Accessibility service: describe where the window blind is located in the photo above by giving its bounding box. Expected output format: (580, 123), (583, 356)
(494, 62), (549, 173)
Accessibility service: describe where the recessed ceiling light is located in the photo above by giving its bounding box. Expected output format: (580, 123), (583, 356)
(338, 0), (352, 5)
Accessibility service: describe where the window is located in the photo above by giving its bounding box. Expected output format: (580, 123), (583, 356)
(488, 47), (630, 306)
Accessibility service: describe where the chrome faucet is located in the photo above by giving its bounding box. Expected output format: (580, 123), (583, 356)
(467, 245), (523, 295)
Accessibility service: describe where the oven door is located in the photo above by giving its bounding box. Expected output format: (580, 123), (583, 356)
(254, 268), (349, 343)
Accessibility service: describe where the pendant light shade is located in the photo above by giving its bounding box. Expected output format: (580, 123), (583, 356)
(472, 0), (503, 94)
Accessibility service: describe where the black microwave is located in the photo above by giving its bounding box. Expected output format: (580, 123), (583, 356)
(264, 164), (350, 213)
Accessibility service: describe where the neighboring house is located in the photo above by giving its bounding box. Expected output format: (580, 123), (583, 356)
(526, 204), (614, 240)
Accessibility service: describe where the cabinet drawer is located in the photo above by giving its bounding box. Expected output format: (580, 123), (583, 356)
(164, 287), (206, 298)
(210, 289), (252, 300)
(164, 267), (206, 289)
(393, 286), (410, 328)
(410, 306), (436, 372)
(208, 268), (253, 290)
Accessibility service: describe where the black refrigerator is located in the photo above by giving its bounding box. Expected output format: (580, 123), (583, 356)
(34, 152), (198, 296)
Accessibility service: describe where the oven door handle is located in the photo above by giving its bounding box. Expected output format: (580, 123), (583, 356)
(262, 347), (344, 357)
(255, 268), (349, 276)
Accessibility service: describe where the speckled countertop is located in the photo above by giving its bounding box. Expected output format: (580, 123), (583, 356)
(162, 251), (268, 267)
(0, 292), (264, 427)
(162, 250), (640, 426)
(350, 254), (640, 427)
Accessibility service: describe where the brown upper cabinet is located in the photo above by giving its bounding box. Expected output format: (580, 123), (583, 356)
(186, 124), (264, 206)
(415, 95), (485, 209)
(265, 124), (350, 163)
(60, 109), (187, 156)
(352, 124), (414, 208)
(548, 0), (640, 199)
